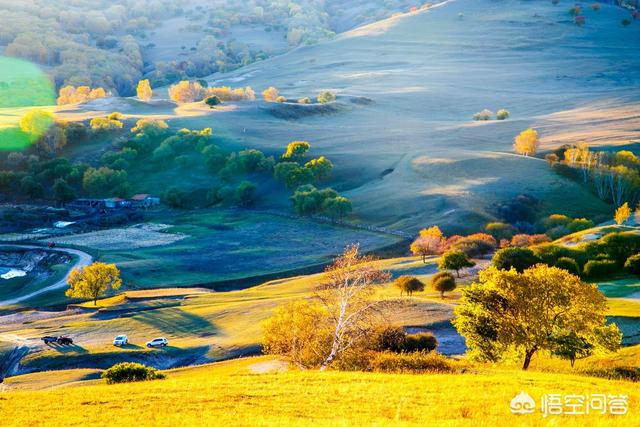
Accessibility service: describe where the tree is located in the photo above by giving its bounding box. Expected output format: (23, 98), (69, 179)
(394, 275), (425, 297)
(235, 181), (256, 206)
(513, 128), (539, 156)
(262, 86), (279, 102)
(485, 222), (515, 241)
(624, 253), (640, 275)
(205, 95), (221, 108)
(322, 196), (352, 219)
(52, 178), (75, 204)
(496, 109), (510, 120)
(305, 156), (333, 181)
(136, 79), (152, 102)
(90, 113), (123, 132)
(20, 109), (54, 137)
(614, 202), (631, 225)
(20, 176), (44, 199)
(430, 271), (456, 298)
(410, 226), (445, 262)
(262, 300), (332, 369)
(316, 244), (391, 370)
(317, 91), (336, 104)
(83, 167), (129, 197)
(274, 162), (314, 189)
(439, 249), (475, 278)
(453, 265), (621, 370)
(555, 257), (580, 276)
(65, 262), (122, 305)
(492, 246), (540, 273)
(168, 81), (207, 104)
(282, 141), (311, 161)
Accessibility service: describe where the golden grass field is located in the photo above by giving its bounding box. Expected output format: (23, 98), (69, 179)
(1, 355), (638, 426)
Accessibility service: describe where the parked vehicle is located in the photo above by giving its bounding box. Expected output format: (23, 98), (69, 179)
(113, 335), (128, 346)
(57, 336), (73, 345)
(41, 336), (58, 344)
(146, 337), (168, 348)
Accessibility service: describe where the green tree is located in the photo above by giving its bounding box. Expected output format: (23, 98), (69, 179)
(485, 222), (515, 241)
(322, 196), (352, 219)
(624, 253), (640, 275)
(394, 275), (425, 297)
(20, 176), (44, 199)
(317, 91), (336, 104)
(554, 257), (580, 276)
(274, 162), (314, 190)
(65, 262), (122, 305)
(305, 156), (333, 181)
(235, 181), (256, 206)
(52, 178), (75, 204)
(453, 265), (621, 370)
(438, 249), (475, 278)
(205, 95), (221, 108)
(430, 271), (456, 298)
(492, 246), (540, 273)
(82, 167), (129, 197)
(282, 141), (311, 161)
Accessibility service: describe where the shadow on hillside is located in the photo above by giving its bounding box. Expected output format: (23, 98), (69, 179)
(50, 343), (88, 354)
(132, 307), (218, 337)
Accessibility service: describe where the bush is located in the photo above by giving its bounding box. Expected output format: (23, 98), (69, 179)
(473, 109), (493, 121)
(403, 333), (438, 353)
(555, 257), (581, 276)
(583, 260), (618, 279)
(102, 362), (165, 384)
(368, 351), (454, 374)
(492, 247), (540, 272)
(496, 109), (510, 120)
(532, 244), (588, 270)
(317, 91), (336, 104)
(624, 253), (640, 275)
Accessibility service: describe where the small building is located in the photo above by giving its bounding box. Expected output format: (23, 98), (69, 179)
(104, 197), (126, 209)
(130, 194), (160, 208)
(68, 198), (107, 210)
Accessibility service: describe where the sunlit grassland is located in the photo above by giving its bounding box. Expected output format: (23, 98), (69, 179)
(1, 356), (637, 426)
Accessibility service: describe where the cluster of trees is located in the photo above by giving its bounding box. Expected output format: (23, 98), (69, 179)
(262, 245), (448, 372)
(168, 80), (256, 104)
(262, 87), (337, 104)
(57, 85), (108, 105)
(548, 142), (640, 208)
(472, 108), (509, 121)
(394, 272), (457, 299)
(491, 230), (640, 280)
(485, 213), (594, 244)
(410, 226), (497, 262)
(272, 141), (352, 218)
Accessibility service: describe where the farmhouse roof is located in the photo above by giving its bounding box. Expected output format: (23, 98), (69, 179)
(131, 194), (151, 200)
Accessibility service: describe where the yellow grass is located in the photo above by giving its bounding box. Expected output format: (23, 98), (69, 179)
(1, 356), (637, 426)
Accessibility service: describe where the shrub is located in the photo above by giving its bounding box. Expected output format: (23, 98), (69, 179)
(568, 218), (594, 233)
(492, 247), (540, 272)
(583, 260), (617, 279)
(450, 233), (496, 256)
(496, 109), (510, 120)
(373, 326), (407, 353)
(298, 97), (312, 104)
(102, 362), (165, 384)
(403, 333), (438, 353)
(485, 222), (516, 240)
(317, 91), (336, 104)
(624, 253), (640, 275)
(622, 18), (632, 27)
(368, 351), (454, 374)
(555, 257), (581, 276)
(533, 244), (588, 270)
(205, 95), (221, 108)
(473, 109), (493, 121)
(276, 96), (287, 103)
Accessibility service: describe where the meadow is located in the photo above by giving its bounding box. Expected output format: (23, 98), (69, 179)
(1, 355), (638, 426)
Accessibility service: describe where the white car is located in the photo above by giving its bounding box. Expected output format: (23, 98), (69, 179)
(113, 335), (128, 346)
(146, 337), (168, 348)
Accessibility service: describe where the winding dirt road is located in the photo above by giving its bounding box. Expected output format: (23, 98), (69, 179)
(0, 245), (93, 307)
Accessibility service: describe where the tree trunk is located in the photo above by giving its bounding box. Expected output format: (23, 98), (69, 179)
(456, 269), (460, 278)
(522, 349), (536, 370)
(440, 291), (444, 299)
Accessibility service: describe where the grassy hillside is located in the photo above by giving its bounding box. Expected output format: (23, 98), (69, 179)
(1, 355), (638, 426)
(1, 256), (461, 373)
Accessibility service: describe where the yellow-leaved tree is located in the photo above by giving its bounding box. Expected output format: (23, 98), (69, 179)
(453, 265), (621, 370)
(513, 128), (539, 156)
(66, 262), (122, 305)
(262, 86), (279, 102)
(410, 226), (445, 263)
(136, 79), (153, 102)
(615, 202), (631, 225)
(20, 109), (54, 137)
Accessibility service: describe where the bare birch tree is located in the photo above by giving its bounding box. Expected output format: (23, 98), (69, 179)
(316, 244), (391, 371)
